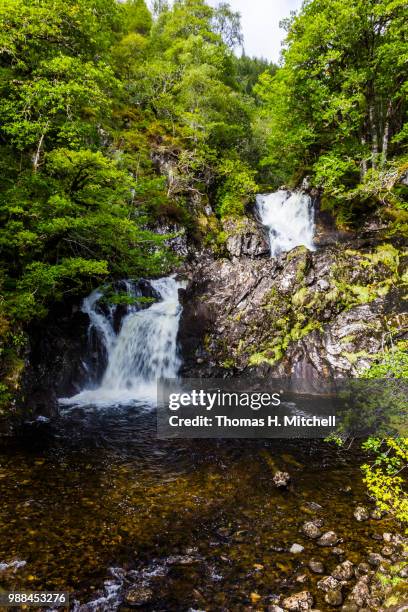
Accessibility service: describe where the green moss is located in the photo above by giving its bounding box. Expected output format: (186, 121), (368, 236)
(292, 287), (310, 307)
(286, 245), (309, 262)
(340, 334), (355, 345)
(221, 358), (235, 369)
(342, 350), (369, 365)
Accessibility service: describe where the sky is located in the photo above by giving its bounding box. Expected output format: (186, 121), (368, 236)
(208, 0), (304, 63)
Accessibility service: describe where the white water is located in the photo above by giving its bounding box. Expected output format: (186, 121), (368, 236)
(256, 190), (315, 257)
(60, 277), (185, 407)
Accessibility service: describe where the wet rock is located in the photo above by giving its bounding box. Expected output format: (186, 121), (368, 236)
(290, 543), (305, 554)
(354, 506), (370, 522)
(332, 561), (354, 581)
(344, 577), (369, 607)
(223, 217), (270, 259)
(317, 279), (330, 291)
(296, 574), (308, 584)
(317, 575), (340, 593)
(302, 501), (323, 513)
(317, 531), (339, 547)
(274, 471), (291, 488)
(282, 591), (313, 611)
(268, 606), (284, 612)
(383, 532), (393, 542)
(270, 544), (286, 553)
(399, 565), (408, 579)
(166, 554), (199, 566)
(355, 562), (370, 577)
(324, 590), (343, 607)
(302, 521), (322, 539)
(367, 552), (383, 567)
(308, 559), (325, 574)
(124, 585), (154, 607)
(381, 545), (394, 557)
(331, 547), (345, 556)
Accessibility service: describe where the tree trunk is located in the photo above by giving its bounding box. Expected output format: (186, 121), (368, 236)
(33, 132), (45, 172)
(361, 136), (368, 180)
(381, 100), (392, 166)
(369, 104), (378, 168)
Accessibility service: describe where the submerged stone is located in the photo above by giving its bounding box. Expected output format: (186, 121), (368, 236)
(317, 531), (339, 547)
(273, 471), (291, 488)
(332, 560), (354, 581)
(324, 590), (343, 607)
(353, 506), (370, 522)
(317, 575), (340, 593)
(282, 590), (313, 611)
(308, 559), (325, 574)
(302, 521), (322, 539)
(124, 585), (154, 607)
(290, 543), (305, 554)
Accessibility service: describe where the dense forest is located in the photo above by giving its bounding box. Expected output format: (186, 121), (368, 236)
(1, 0), (407, 399)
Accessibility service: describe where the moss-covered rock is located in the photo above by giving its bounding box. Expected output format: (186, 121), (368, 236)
(179, 240), (407, 380)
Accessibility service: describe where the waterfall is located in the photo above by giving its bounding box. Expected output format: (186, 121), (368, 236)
(256, 190), (315, 257)
(60, 276), (185, 407)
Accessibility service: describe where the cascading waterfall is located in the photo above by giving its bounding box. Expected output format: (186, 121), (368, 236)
(60, 276), (185, 407)
(256, 190), (315, 257)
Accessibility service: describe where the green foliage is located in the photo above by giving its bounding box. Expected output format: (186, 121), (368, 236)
(216, 159), (258, 217)
(254, 0), (408, 221)
(361, 344), (408, 528)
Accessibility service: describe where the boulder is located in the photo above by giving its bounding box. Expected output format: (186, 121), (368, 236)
(223, 217), (269, 259)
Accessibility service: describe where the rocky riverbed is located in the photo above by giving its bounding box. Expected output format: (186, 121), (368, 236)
(0, 408), (407, 611)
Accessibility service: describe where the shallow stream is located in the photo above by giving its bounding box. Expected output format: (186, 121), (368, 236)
(0, 404), (393, 610)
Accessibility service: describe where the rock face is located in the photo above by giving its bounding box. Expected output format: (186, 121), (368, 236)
(178, 229), (407, 383)
(20, 299), (90, 419)
(222, 217), (269, 258)
(16, 211), (408, 422)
